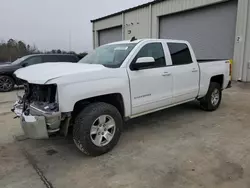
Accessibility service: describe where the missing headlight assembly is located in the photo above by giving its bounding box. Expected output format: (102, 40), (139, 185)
(22, 83), (58, 112)
(12, 82), (62, 139)
(24, 83), (57, 104)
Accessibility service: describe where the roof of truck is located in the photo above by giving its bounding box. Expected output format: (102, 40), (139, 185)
(106, 39), (189, 46)
(107, 39), (144, 45)
(24, 54), (77, 57)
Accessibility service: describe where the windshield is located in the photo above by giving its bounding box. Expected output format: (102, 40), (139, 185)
(79, 43), (136, 68)
(11, 56), (29, 65)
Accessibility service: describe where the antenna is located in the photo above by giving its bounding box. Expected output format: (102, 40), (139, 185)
(130, 36), (137, 42)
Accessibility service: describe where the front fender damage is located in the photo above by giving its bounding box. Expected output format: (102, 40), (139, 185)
(12, 98), (64, 139)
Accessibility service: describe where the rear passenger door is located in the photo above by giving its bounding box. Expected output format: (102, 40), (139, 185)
(167, 42), (199, 103)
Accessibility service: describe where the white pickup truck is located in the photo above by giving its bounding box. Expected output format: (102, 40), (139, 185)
(12, 39), (231, 156)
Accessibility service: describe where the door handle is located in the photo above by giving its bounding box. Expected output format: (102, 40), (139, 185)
(162, 72), (171, 76)
(192, 69), (198, 72)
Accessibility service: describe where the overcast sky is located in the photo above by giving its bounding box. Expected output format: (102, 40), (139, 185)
(0, 0), (152, 53)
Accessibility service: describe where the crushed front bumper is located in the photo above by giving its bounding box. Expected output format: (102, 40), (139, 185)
(21, 114), (49, 139)
(12, 101), (61, 139)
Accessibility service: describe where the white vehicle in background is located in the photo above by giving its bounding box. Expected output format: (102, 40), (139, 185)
(12, 39), (231, 156)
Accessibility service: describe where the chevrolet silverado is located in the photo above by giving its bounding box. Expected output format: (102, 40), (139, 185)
(12, 39), (231, 156)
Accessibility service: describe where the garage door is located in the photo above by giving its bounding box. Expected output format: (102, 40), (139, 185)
(159, 0), (237, 60)
(98, 26), (122, 46)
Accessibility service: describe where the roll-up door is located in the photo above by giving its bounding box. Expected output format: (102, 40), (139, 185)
(159, 0), (238, 60)
(98, 26), (122, 46)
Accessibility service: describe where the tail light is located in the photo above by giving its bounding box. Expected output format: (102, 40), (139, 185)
(226, 59), (233, 79)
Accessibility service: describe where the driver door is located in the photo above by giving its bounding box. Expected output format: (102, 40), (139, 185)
(127, 42), (173, 115)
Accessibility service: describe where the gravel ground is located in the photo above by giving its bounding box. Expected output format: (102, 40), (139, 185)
(0, 89), (23, 144)
(1, 82), (250, 188)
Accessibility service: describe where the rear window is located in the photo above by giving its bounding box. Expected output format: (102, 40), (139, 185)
(57, 55), (78, 62)
(167, 43), (193, 65)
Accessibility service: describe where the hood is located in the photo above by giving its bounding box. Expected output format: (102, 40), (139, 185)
(0, 63), (14, 67)
(0, 62), (11, 66)
(14, 62), (106, 84)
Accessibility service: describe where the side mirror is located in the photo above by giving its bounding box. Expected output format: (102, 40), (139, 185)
(22, 63), (28, 67)
(136, 57), (155, 64)
(131, 57), (155, 70)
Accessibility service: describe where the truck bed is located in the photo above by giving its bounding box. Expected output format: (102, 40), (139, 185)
(198, 59), (231, 98)
(197, 59), (228, 63)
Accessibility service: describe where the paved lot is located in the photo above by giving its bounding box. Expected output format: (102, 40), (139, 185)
(1, 82), (250, 188)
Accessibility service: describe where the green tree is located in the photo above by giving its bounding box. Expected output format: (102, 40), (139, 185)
(18, 41), (28, 56)
(0, 39), (39, 62)
(0, 38), (88, 63)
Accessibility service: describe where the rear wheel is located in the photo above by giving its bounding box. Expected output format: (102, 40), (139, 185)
(73, 102), (123, 156)
(0, 75), (15, 92)
(200, 82), (222, 111)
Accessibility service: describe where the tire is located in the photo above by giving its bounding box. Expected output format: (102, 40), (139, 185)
(0, 75), (15, 92)
(73, 102), (123, 156)
(200, 82), (222, 111)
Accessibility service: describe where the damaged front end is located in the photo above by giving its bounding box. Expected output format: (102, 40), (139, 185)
(12, 82), (62, 139)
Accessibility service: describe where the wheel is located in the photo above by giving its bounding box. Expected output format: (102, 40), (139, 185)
(73, 102), (123, 156)
(200, 82), (222, 111)
(0, 75), (15, 92)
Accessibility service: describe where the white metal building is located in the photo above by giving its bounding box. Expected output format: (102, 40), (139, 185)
(91, 0), (250, 82)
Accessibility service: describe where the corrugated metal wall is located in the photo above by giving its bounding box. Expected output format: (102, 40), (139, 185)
(124, 7), (150, 40)
(233, 0), (250, 82)
(92, 0), (250, 81)
(243, 4), (250, 82)
(93, 0), (227, 45)
(234, 0), (250, 81)
(94, 14), (122, 30)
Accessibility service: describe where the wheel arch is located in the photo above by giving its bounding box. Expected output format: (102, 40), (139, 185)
(71, 93), (125, 122)
(210, 74), (224, 89)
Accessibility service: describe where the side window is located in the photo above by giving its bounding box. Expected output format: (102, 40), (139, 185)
(23, 56), (43, 66)
(43, 55), (59, 62)
(58, 55), (78, 62)
(167, 43), (193, 66)
(134, 43), (166, 69)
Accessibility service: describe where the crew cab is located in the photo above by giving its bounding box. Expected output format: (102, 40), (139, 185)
(12, 39), (231, 156)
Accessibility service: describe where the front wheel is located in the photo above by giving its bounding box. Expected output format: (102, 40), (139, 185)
(73, 102), (123, 156)
(200, 82), (222, 111)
